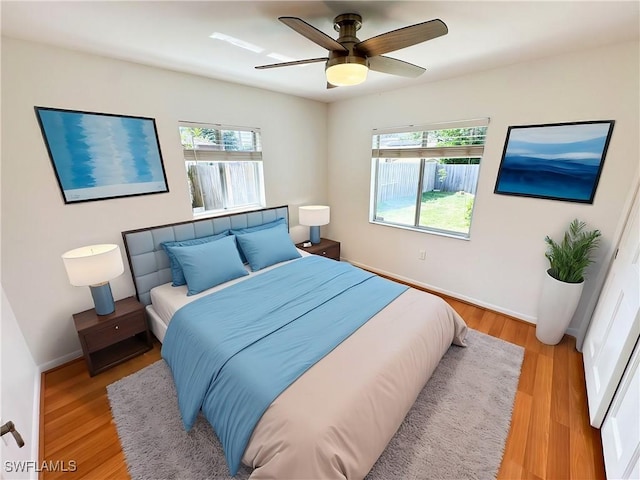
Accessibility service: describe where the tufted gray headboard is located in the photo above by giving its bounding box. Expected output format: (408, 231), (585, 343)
(122, 205), (289, 305)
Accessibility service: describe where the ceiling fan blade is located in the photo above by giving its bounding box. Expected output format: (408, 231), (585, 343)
(279, 17), (348, 52)
(368, 55), (426, 78)
(356, 19), (448, 57)
(255, 57), (328, 70)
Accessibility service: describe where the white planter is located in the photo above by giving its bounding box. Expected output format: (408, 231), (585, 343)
(536, 269), (585, 345)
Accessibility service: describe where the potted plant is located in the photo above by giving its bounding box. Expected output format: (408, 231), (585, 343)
(536, 219), (601, 345)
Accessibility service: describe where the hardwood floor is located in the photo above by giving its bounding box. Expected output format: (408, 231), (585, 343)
(40, 298), (606, 480)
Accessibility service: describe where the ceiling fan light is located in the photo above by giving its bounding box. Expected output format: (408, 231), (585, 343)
(326, 62), (368, 86)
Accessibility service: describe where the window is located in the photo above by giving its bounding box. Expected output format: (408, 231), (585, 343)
(371, 119), (489, 238)
(179, 122), (265, 216)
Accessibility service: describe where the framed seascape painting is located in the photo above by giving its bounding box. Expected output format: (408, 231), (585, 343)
(494, 120), (614, 204)
(35, 107), (169, 204)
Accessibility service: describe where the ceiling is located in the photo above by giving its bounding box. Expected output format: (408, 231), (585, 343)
(2, 1), (639, 103)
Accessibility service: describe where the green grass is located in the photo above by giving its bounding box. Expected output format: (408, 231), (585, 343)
(377, 191), (474, 234)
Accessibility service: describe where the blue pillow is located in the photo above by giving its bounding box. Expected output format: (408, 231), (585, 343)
(167, 235), (248, 296)
(161, 231), (229, 286)
(235, 224), (301, 272)
(230, 217), (286, 235)
(231, 218), (287, 263)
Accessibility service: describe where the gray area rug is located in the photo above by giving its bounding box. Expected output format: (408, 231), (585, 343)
(107, 329), (523, 480)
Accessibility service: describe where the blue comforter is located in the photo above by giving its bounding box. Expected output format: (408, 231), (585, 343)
(161, 255), (408, 474)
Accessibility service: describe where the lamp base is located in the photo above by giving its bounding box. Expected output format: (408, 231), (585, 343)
(309, 226), (321, 244)
(90, 283), (115, 316)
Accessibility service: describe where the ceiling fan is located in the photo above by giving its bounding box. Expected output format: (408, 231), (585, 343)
(255, 13), (448, 88)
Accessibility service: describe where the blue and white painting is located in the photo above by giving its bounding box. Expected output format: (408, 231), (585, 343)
(494, 121), (614, 203)
(35, 107), (168, 203)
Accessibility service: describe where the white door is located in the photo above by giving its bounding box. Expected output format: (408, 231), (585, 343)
(583, 186), (640, 428)
(1, 286), (39, 479)
(601, 341), (640, 480)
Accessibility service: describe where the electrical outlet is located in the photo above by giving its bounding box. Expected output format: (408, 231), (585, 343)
(418, 249), (426, 260)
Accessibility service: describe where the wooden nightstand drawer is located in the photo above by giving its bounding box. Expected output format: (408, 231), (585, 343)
(296, 238), (341, 261)
(316, 245), (340, 260)
(84, 313), (146, 352)
(73, 296), (152, 376)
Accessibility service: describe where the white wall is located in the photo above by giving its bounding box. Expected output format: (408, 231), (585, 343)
(326, 41), (639, 336)
(1, 37), (328, 367)
(1, 286), (39, 480)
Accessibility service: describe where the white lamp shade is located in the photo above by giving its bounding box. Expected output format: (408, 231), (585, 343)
(299, 205), (330, 226)
(62, 244), (124, 287)
(326, 63), (368, 87)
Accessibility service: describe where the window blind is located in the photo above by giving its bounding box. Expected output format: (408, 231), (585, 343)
(372, 118), (490, 135)
(179, 122), (262, 162)
(182, 150), (262, 162)
(372, 118), (489, 160)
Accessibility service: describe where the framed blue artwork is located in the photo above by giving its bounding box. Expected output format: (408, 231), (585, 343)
(494, 120), (614, 204)
(35, 107), (169, 204)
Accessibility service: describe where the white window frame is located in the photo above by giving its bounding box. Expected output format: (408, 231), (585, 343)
(370, 118), (489, 239)
(179, 121), (266, 217)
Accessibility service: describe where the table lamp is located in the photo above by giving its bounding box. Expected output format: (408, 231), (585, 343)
(299, 205), (330, 244)
(62, 244), (124, 315)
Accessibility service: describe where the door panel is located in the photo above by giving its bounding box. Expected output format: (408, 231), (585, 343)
(601, 341), (640, 480)
(583, 187), (640, 427)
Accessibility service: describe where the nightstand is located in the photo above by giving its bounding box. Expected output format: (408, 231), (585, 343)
(73, 296), (152, 376)
(296, 238), (341, 261)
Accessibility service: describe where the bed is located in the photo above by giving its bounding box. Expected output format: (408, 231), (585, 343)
(122, 205), (468, 479)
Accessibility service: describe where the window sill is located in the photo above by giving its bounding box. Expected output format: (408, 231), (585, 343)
(192, 204), (266, 220)
(369, 219), (471, 241)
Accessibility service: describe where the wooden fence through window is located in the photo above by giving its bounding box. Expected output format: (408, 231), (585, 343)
(377, 162), (480, 203)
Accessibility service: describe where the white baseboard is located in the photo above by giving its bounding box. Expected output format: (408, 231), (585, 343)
(38, 349), (83, 373)
(346, 259), (537, 325)
(565, 327), (580, 344)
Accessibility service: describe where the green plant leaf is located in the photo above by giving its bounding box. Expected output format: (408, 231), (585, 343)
(544, 219), (601, 283)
